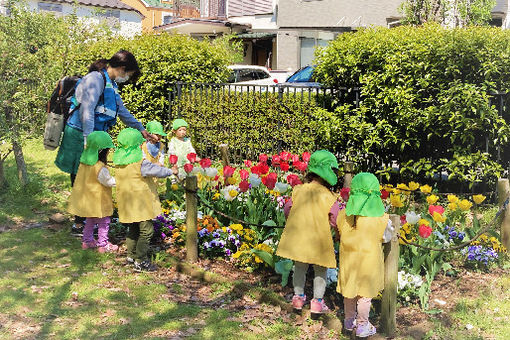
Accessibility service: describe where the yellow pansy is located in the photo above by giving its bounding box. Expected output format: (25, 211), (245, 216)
(402, 223), (411, 234)
(390, 194), (404, 208)
(418, 218), (430, 226)
(229, 189), (238, 198)
(458, 199), (472, 211)
(383, 184), (394, 192)
(408, 182), (420, 191)
(232, 251), (243, 259)
(472, 194), (486, 205)
(397, 183), (410, 191)
(393, 188), (401, 195)
(212, 192), (221, 200)
(447, 195), (459, 203)
(230, 224), (243, 231)
(227, 177), (237, 185)
(448, 202), (458, 211)
(426, 194), (439, 205)
(420, 185), (432, 194)
(432, 212), (445, 223)
(171, 183), (179, 191)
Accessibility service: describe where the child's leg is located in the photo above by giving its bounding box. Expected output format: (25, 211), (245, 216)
(293, 261), (309, 296)
(312, 265), (327, 299)
(356, 297), (372, 325)
(135, 220), (154, 262)
(343, 297), (358, 327)
(82, 218), (96, 246)
(125, 223), (140, 260)
(96, 217), (111, 247)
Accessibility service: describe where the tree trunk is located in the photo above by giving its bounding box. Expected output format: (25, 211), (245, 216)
(11, 139), (28, 186)
(0, 157), (6, 189)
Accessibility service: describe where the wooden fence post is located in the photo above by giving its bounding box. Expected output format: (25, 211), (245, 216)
(219, 143), (230, 167)
(185, 175), (198, 262)
(497, 178), (510, 251)
(381, 214), (400, 337)
(343, 161), (354, 187)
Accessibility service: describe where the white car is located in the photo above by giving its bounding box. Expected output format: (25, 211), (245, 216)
(227, 65), (279, 85)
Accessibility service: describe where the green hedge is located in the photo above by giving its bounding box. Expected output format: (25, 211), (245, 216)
(314, 23), (510, 187)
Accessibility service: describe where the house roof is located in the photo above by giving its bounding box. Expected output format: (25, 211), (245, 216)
(139, 0), (199, 10)
(155, 17), (238, 34)
(47, 0), (139, 11)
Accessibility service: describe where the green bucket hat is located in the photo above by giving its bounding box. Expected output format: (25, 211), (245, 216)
(146, 120), (167, 136)
(307, 150), (339, 186)
(113, 128), (145, 166)
(80, 131), (115, 166)
(345, 172), (385, 217)
(172, 118), (188, 131)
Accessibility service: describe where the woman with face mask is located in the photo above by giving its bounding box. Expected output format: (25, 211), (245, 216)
(55, 49), (155, 234)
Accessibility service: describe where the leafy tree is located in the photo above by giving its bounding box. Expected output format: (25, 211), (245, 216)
(400, 0), (496, 27)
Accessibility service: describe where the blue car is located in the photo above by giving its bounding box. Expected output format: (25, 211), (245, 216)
(279, 65), (321, 88)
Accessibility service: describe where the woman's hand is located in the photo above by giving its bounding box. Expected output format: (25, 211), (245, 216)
(141, 130), (158, 143)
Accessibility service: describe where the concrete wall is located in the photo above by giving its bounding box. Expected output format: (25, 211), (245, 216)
(27, 0), (143, 37)
(276, 30), (300, 71)
(277, 0), (402, 28)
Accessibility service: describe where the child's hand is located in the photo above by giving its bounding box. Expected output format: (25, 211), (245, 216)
(171, 164), (178, 175)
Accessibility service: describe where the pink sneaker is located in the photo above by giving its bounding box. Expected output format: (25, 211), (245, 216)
(292, 294), (306, 310)
(356, 322), (376, 338)
(82, 241), (97, 250)
(97, 242), (118, 253)
(310, 298), (329, 314)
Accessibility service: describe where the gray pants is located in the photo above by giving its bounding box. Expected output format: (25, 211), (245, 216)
(293, 261), (327, 299)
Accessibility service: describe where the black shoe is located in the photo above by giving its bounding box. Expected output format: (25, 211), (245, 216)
(126, 257), (135, 265)
(133, 260), (158, 272)
(71, 223), (84, 236)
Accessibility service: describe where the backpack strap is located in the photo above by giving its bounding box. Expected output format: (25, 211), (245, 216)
(66, 71), (107, 122)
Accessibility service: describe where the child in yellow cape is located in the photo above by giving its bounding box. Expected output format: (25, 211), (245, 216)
(276, 150), (342, 317)
(336, 172), (394, 338)
(113, 128), (177, 272)
(67, 131), (118, 253)
(141, 120), (166, 166)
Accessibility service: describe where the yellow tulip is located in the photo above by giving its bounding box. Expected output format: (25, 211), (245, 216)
(229, 189), (238, 198)
(426, 194), (439, 205)
(458, 199), (472, 211)
(447, 195), (459, 203)
(171, 183), (179, 191)
(393, 188), (401, 195)
(397, 183), (410, 191)
(418, 218), (430, 226)
(420, 184), (432, 194)
(448, 202), (458, 211)
(408, 181), (420, 191)
(472, 194), (486, 205)
(432, 212), (446, 223)
(390, 194), (404, 208)
(227, 177), (237, 185)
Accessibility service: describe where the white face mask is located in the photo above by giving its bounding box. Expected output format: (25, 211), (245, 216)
(115, 75), (130, 83)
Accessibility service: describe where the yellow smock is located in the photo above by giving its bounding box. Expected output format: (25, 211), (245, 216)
(336, 210), (389, 298)
(276, 182), (338, 268)
(67, 161), (113, 218)
(141, 142), (164, 165)
(115, 160), (161, 223)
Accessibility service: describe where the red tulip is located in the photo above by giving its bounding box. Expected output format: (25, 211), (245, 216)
(187, 153), (197, 163)
(302, 151), (311, 162)
(168, 154), (178, 164)
(259, 154), (268, 163)
(418, 225), (432, 238)
(239, 180), (250, 192)
(262, 172), (278, 190)
(213, 175), (219, 181)
(293, 161), (308, 172)
(280, 162), (290, 172)
(340, 187), (350, 201)
(400, 215), (407, 225)
(244, 159), (253, 168)
(271, 155), (281, 166)
(380, 189), (389, 200)
(279, 151), (291, 162)
(199, 158), (212, 168)
(286, 174), (302, 187)
(257, 162), (269, 175)
(223, 165), (235, 178)
(183, 163), (194, 174)
(250, 165), (260, 175)
(239, 169), (249, 180)
(291, 154), (300, 163)
(428, 205), (445, 216)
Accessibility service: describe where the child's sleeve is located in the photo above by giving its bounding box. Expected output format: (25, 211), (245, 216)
(283, 198), (293, 219)
(167, 139), (176, 155)
(140, 159), (175, 178)
(329, 201), (342, 228)
(382, 219), (394, 243)
(158, 146), (166, 165)
(97, 167), (116, 187)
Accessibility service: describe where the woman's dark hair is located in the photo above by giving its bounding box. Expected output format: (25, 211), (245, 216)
(305, 172), (330, 188)
(88, 50), (140, 80)
(98, 148), (109, 164)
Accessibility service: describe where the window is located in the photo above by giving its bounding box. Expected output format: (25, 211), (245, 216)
(238, 69), (258, 82)
(38, 2), (62, 12)
(300, 37), (328, 68)
(163, 15), (172, 25)
(98, 9), (120, 18)
(254, 71), (269, 79)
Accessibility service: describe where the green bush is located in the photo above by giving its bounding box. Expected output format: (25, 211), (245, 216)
(314, 24), (510, 188)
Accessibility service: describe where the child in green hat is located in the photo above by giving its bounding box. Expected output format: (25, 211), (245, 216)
(168, 118), (199, 179)
(276, 150), (342, 317)
(68, 131), (118, 253)
(141, 120), (167, 166)
(335, 172), (393, 338)
(113, 128), (177, 272)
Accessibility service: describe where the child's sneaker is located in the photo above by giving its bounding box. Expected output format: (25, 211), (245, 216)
(72, 223), (84, 236)
(291, 294), (306, 310)
(97, 242), (118, 253)
(81, 241), (97, 250)
(355, 322), (376, 338)
(126, 257), (135, 265)
(133, 260), (158, 272)
(310, 298), (329, 314)
(344, 318), (356, 331)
